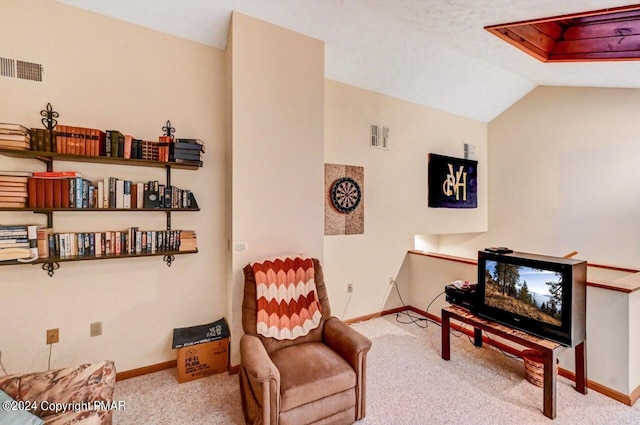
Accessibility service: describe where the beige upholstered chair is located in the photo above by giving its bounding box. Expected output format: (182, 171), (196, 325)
(239, 257), (372, 425)
(0, 360), (116, 425)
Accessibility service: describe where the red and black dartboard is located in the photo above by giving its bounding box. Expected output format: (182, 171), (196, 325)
(330, 177), (361, 213)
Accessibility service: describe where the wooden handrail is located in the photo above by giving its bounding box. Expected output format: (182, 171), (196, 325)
(408, 250), (640, 293)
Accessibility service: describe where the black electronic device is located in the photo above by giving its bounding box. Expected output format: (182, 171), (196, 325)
(484, 247), (513, 254)
(445, 281), (477, 310)
(475, 250), (586, 347)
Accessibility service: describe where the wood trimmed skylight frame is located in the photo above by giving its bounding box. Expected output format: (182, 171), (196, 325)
(485, 4), (640, 62)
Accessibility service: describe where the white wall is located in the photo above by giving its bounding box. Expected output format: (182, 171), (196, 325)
(439, 86), (640, 269)
(0, 0), (226, 374)
(228, 13), (325, 365)
(323, 80), (487, 320)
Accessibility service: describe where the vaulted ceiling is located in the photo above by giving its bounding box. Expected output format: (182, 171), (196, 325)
(54, 0), (640, 122)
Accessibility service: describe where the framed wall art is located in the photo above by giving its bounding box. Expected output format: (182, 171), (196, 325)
(428, 153), (477, 209)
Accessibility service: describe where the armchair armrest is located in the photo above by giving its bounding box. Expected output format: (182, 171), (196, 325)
(240, 334), (280, 383)
(323, 317), (372, 370)
(240, 334), (281, 425)
(323, 317), (372, 420)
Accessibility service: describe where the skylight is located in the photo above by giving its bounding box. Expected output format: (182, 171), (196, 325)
(485, 4), (640, 62)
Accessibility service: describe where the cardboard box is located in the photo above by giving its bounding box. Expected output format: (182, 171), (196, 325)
(172, 318), (230, 383)
(176, 337), (229, 383)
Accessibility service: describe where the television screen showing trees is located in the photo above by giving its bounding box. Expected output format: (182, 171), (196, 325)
(483, 260), (562, 327)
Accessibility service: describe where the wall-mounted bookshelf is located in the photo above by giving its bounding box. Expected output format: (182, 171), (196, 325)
(0, 104), (203, 276)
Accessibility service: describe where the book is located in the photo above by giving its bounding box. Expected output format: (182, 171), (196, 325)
(0, 195), (28, 203)
(61, 179), (70, 208)
(0, 241), (30, 248)
(33, 178), (44, 208)
(37, 227), (53, 258)
(130, 184), (138, 209)
(0, 180), (28, 190)
(97, 181), (104, 209)
(143, 190), (160, 208)
(0, 171), (32, 177)
(104, 131), (112, 157)
(108, 177), (116, 208)
(0, 201), (26, 208)
(88, 184), (95, 208)
(72, 177), (82, 208)
(141, 141), (159, 161)
(0, 227), (27, 237)
(20, 225), (39, 262)
(54, 124), (65, 153)
(52, 179), (62, 208)
(115, 180), (124, 208)
(175, 138), (204, 145)
(179, 229), (197, 251)
(117, 134), (124, 158)
(0, 140), (31, 150)
(158, 136), (172, 162)
(123, 180), (131, 208)
(174, 158), (203, 167)
(0, 176), (30, 184)
(136, 182), (144, 208)
(28, 129), (39, 151)
(26, 178), (39, 207)
(0, 133), (30, 141)
(173, 142), (204, 151)
(0, 190), (27, 197)
(32, 171), (82, 178)
(0, 234), (28, 242)
(173, 150), (203, 161)
(0, 247), (32, 261)
(0, 123), (29, 134)
(124, 135), (133, 159)
(44, 179), (54, 208)
(81, 179), (89, 208)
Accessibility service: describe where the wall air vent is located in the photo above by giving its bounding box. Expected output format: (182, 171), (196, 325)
(370, 124), (389, 149)
(0, 57), (45, 83)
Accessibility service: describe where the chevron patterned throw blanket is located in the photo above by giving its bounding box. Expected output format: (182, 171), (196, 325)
(252, 256), (322, 340)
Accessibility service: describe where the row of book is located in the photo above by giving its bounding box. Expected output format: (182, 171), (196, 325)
(37, 228), (197, 259)
(1, 122), (205, 167)
(0, 225), (37, 261)
(0, 171), (198, 209)
(172, 139), (204, 167)
(0, 172), (29, 208)
(0, 123), (31, 151)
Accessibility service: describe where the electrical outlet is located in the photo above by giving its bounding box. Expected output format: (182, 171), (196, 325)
(46, 328), (59, 344)
(347, 283), (353, 293)
(90, 322), (102, 337)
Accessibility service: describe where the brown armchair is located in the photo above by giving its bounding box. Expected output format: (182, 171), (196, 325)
(239, 257), (372, 425)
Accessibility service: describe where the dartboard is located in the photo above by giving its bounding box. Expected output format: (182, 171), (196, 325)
(330, 177), (361, 213)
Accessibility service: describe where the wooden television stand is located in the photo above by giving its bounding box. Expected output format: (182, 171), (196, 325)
(441, 305), (587, 419)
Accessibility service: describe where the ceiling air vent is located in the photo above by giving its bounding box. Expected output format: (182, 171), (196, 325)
(370, 124), (389, 150)
(0, 57), (45, 83)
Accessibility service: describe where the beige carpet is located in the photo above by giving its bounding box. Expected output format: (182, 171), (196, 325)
(113, 314), (640, 424)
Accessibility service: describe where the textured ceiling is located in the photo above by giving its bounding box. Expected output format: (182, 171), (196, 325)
(54, 0), (640, 122)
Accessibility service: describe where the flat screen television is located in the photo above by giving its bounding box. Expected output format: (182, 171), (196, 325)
(475, 250), (587, 347)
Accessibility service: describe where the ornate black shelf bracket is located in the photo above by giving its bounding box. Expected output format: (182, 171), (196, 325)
(40, 102), (59, 131)
(42, 261), (60, 277)
(40, 103), (59, 171)
(162, 120), (175, 139)
(163, 254), (175, 267)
